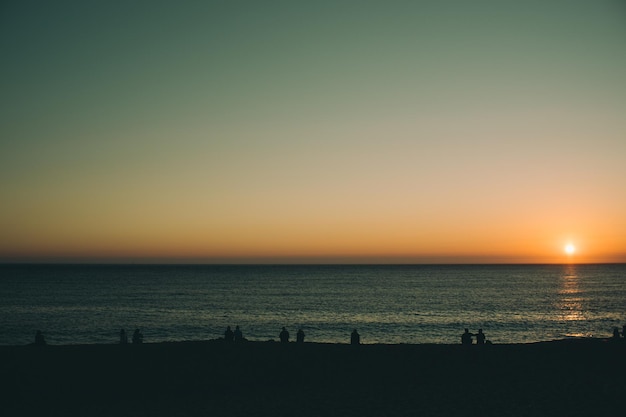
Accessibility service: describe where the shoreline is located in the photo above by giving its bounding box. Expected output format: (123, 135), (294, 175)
(0, 334), (620, 348)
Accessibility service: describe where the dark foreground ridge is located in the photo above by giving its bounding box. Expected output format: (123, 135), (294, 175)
(2, 339), (624, 417)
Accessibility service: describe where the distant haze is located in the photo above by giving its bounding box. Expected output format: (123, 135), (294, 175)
(1, 1), (625, 264)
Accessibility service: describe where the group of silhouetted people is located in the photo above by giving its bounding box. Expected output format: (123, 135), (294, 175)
(279, 327), (306, 344)
(461, 328), (489, 345)
(224, 325), (244, 342)
(32, 324), (626, 346)
(221, 326), (360, 345)
(30, 324), (626, 347)
(32, 326), (358, 346)
(278, 327), (360, 344)
(118, 328), (142, 344)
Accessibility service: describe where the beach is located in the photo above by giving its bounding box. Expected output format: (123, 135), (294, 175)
(2, 338), (624, 417)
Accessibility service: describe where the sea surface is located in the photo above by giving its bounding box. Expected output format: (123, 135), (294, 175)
(0, 264), (624, 346)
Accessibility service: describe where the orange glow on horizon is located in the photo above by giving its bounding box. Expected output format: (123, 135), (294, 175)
(1, 222), (623, 264)
(1, 173), (624, 264)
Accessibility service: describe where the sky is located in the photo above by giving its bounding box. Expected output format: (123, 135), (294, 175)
(1, 0), (625, 264)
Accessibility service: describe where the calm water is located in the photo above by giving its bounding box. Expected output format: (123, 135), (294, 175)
(0, 264), (624, 346)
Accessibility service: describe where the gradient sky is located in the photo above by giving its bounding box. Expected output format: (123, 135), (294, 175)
(1, 0), (625, 263)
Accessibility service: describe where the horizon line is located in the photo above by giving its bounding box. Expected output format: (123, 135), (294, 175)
(1, 261), (624, 266)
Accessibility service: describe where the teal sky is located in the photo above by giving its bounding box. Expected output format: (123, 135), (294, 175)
(1, 1), (625, 263)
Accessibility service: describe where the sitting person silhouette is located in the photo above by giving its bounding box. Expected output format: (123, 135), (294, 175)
(461, 328), (473, 345)
(34, 330), (46, 346)
(119, 329), (128, 344)
(234, 325), (243, 342)
(224, 326), (234, 342)
(132, 328), (143, 344)
(476, 329), (486, 345)
(296, 328), (305, 344)
(351, 329), (360, 345)
(613, 327), (620, 339)
(279, 327), (290, 343)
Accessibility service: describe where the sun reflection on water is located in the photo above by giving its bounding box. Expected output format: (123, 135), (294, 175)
(557, 264), (586, 323)
(556, 264), (591, 339)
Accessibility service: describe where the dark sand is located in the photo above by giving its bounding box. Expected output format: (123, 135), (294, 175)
(2, 339), (624, 416)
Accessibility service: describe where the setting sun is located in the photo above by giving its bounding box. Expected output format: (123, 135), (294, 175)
(564, 244), (576, 255)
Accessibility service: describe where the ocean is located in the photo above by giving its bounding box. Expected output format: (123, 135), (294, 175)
(0, 264), (624, 346)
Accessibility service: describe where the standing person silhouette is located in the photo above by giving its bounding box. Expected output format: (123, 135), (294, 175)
(279, 327), (290, 343)
(351, 329), (360, 345)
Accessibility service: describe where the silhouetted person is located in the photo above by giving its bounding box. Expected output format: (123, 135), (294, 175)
(279, 327), (290, 343)
(132, 329), (143, 344)
(234, 325), (243, 342)
(224, 326), (234, 342)
(613, 327), (620, 339)
(119, 329), (128, 344)
(34, 330), (46, 346)
(622, 325), (626, 339)
(296, 328), (305, 344)
(476, 329), (486, 345)
(461, 328), (473, 345)
(351, 329), (360, 345)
